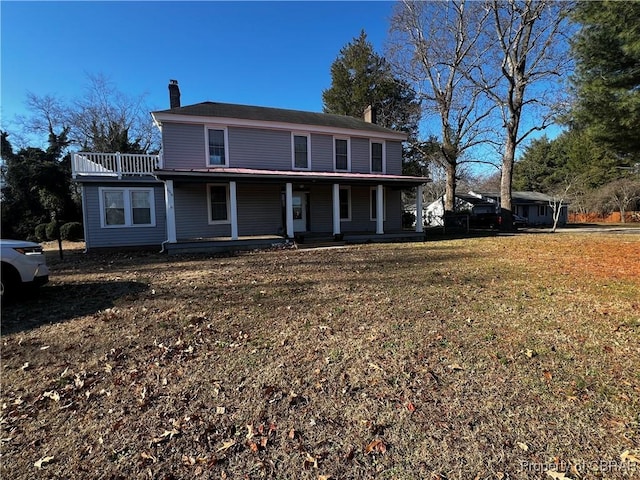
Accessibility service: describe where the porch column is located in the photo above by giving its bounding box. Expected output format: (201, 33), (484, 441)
(416, 184), (424, 233)
(164, 180), (177, 243)
(332, 183), (341, 236)
(376, 184), (384, 234)
(285, 182), (294, 238)
(229, 181), (238, 240)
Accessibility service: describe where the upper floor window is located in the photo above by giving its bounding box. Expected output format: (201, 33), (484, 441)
(371, 141), (384, 173)
(292, 134), (310, 169)
(207, 128), (227, 166)
(100, 187), (155, 228)
(334, 138), (349, 171)
(207, 184), (230, 224)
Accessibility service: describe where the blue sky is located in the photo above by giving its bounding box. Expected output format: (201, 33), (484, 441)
(1, 1), (396, 134)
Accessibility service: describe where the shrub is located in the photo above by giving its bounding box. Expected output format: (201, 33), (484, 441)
(45, 221), (60, 241)
(34, 224), (48, 242)
(60, 222), (84, 241)
(402, 211), (416, 228)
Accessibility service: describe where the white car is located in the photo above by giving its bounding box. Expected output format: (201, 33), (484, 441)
(1, 239), (50, 298)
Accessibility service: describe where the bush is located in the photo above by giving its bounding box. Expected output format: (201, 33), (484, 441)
(60, 222), (84, 241)
(34, 224), (48, 242)
(402, 211), (416, 228)
(45, 221), (60, 241)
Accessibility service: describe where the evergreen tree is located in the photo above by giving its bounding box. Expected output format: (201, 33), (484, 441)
(322, 30), (421, 173)
(570, 1), (640, 157)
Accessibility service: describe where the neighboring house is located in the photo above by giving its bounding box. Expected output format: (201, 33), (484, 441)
(471, 191), (569, 226)
(423, 193), (496, 227)
(421, 190), (569, 227)
(72, 81), (429, 252)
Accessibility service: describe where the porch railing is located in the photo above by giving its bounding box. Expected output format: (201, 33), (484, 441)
(72, 152), (160, 179)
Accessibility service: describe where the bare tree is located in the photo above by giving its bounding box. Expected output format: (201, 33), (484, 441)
(600, 178), (640, 223)
(480, 0), (572, 229)
(22, 74), (159, 153)
(388, 0), (497, 215)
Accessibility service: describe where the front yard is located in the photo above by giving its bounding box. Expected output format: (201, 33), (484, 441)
(1, 233), (639, 479)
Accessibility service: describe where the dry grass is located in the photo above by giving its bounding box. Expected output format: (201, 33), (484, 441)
(1, 233), (639, 479)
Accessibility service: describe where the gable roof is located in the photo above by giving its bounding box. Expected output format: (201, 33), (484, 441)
(473, 191), (565, 204)
(152, 101), (406, 139)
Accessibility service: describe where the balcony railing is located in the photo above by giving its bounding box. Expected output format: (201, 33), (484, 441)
(72, 152), (160, 179)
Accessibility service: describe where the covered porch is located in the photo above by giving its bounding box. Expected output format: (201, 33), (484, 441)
(155, 167), (428, 248)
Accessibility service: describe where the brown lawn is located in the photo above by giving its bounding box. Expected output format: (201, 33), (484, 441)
(1, 233), (639, 479)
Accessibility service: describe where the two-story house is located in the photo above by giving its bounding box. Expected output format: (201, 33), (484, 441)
(72, 81), (429, 253)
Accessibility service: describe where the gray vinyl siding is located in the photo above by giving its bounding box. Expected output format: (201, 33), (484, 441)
(350, 137), (370, 174)
(386, 141), (403, 175)
(83, 183), (167, 249)
(162, 123), (205, 169)
(237, 184), (283, 235)
(174, 182), (284, 239)
(309, 185), (333, 232)
(228, 127), (291, 170)
(174, 183), (230, 238)
(310, 134), (333, 172)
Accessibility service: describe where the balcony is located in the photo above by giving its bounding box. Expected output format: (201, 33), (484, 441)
(72, 152), (160, 179)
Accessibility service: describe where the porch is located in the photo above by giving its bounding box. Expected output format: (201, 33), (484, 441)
(164, 230), (426, 255)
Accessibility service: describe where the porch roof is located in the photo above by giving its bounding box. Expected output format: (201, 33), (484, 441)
(154, 167), (429, 187)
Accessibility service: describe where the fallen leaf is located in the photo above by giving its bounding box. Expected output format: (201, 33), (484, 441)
(364, 438), (387, 455)
(517, 442), (529, 451)
(304, 453), (318, 469)
(621, 450), (640, 463)
(570, 463), (581, 478)
(546, 471), (567, 479)
(43, 391), (60, 402)
(21, 362), (30, 371)
(140, 452), (157, 463)
(248, 441), (259, 453)
(318, 475), (332, 480)
(288, 428), (296, 439)
(34, 456), (54, 468)
(449, 364), (464, 371)
(151, 428), (180, 443)
(216, 406), (226, 414)
(216, 440), (236, 453)
(543, 370), (553, 382)
(407, 402), (416, 413)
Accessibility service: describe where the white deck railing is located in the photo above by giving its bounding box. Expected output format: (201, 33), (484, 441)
(72, 152), (160, 179)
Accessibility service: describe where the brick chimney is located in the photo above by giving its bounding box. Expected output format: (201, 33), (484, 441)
(168, 79), (180, 109)
(363, 105), (377, 124)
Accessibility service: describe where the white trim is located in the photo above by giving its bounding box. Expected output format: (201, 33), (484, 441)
(376, 184), (384, 234)
(332, 184), (341, 235)
(285, 183), (294, 238)
(370, 140), (386, 174)
(416, 184), (424, 233)
(98, 187), (156, 228)
(369, 186), (386, 222)
(205, 125), (229, 167)
(229, 181), (238, 240)
(291, 132), (311, 170)
(152, 112), (408, 142)
(206, 183), (231, 225)
(333, 137), (351, 172)
(165, 180), (177, 243)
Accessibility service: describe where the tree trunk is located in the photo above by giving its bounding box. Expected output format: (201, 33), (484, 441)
(444, 160), (456, 214)
(500, 132), (516, 230)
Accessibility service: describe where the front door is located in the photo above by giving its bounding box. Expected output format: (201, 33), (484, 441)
(292, 193), (307, 232)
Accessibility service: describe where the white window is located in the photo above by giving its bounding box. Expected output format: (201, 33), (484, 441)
(334, 138), (350, 171)
(538, 205), (547, 217)
(207, 183), (230, 224)
(339, 186), (351, 221)
(100, 188), (155, 228)
(292, 133), (310, 169)
(370, 187), (386, 221)
(370, 141), (385, 173)
(206, 127), (229, 167)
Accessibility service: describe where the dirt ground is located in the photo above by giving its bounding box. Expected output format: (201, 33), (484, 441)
(1, 233), (639, 479)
